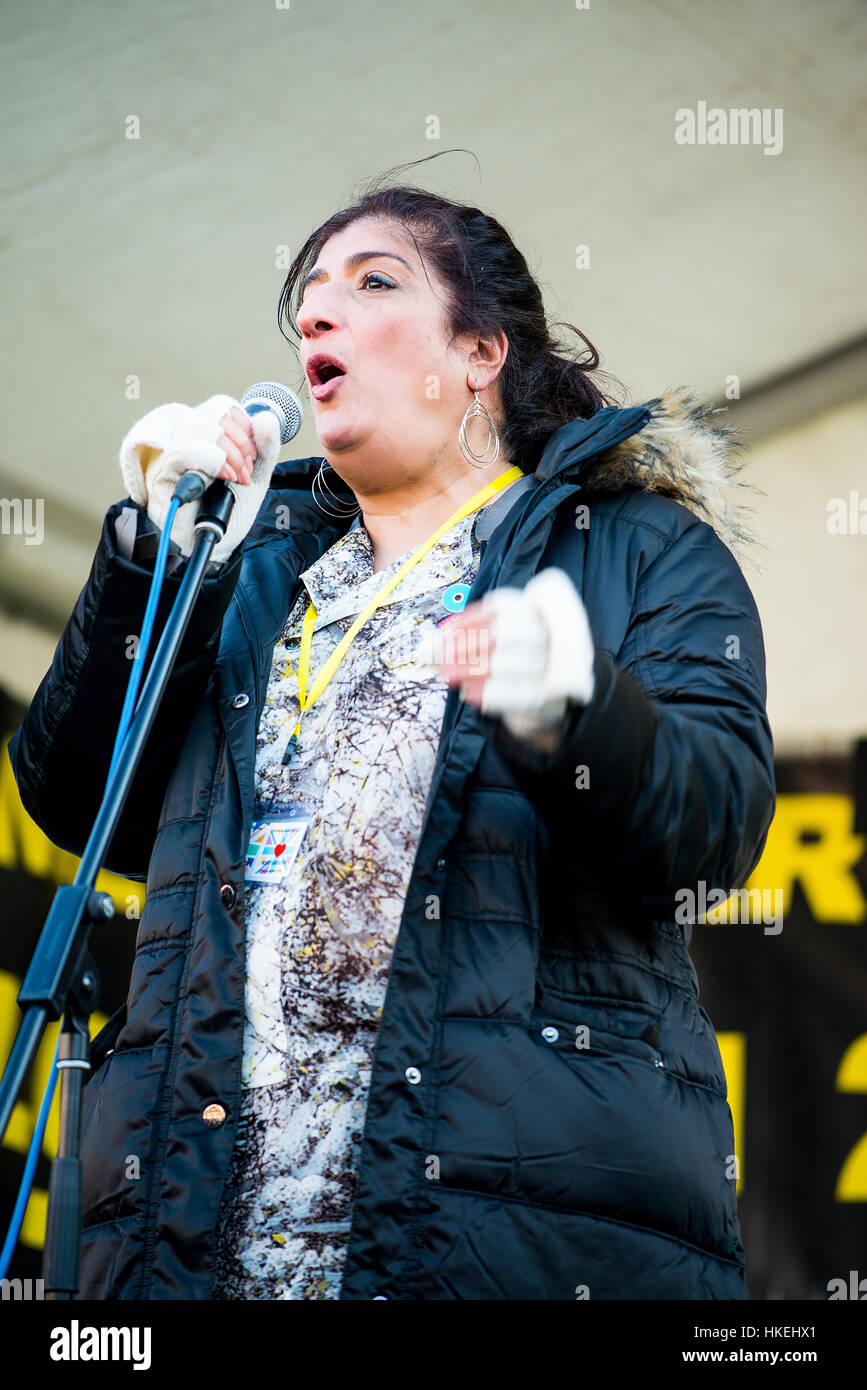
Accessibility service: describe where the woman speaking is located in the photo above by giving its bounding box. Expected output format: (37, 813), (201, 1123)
(8, 159), (775, 1301)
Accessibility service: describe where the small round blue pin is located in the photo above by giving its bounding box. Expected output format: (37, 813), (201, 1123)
(441, 583), (470, 614)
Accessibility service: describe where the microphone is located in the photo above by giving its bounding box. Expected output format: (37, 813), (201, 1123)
(172, 381), (304, 504)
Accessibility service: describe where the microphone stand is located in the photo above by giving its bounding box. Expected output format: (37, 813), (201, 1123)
(0, 479), (235, 1299)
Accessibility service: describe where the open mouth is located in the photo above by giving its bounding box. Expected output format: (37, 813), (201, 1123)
(306, 353), (348, 386)
(306, 353), (348, 402)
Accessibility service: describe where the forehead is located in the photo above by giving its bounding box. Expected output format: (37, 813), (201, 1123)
(316, 216), (416, 263)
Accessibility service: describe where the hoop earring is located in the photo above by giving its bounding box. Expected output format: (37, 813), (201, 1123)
(458, 389), (500, 470)
(312, 460), (360, 518)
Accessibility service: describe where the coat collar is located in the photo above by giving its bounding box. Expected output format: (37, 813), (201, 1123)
(280, 501), (492, 639)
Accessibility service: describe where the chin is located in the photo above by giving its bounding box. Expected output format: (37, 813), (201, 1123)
(315, 411), (369, 455)
(316, 422), (356, 452)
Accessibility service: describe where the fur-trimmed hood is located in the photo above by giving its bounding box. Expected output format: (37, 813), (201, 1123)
(578, 385), (758, 563)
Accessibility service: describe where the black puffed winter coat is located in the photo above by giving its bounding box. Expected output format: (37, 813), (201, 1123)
(8, 387), (775, 1300)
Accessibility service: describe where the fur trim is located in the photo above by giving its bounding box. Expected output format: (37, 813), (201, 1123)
(580, 385), (761, 563)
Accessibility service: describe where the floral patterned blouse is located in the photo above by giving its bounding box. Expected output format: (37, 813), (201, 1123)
(211, 488), (515, 1300)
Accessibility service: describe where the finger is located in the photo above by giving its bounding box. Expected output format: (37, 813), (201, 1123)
(446, 599), (494, 629)
(227, 408), (257, 455)
(457, 674), (487, 706)
(228, 404), (256, 442)
(439, 605), (495, 637)
(221, 415), (257, 462)
(217, 434), (251, 482)
(439, 648), (493, 681)
(438, 620), (495, 677)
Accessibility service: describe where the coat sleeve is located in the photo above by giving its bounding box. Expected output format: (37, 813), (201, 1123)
(487, 517), (776, 917)
(5, 498), (245, 882)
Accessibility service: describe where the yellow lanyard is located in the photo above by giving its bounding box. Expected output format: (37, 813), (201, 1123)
(281, 465), (524, 763)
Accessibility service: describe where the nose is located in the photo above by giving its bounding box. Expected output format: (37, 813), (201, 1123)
(297, 284), (343, 340)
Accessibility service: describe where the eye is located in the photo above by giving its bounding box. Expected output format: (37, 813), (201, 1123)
(360, 271), (396, 291)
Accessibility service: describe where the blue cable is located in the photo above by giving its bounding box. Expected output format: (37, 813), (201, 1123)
(0, 1034), (59, 1280)
(105, 495), (181, 788)
(0, 496), (182, 1277)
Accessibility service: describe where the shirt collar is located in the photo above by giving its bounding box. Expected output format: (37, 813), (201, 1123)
(281, 496), (492, 640)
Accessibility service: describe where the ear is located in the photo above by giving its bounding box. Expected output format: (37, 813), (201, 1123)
(468, 328), (509, 388)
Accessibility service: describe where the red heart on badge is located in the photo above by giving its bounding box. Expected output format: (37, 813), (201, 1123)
(274, 843), (286, 855)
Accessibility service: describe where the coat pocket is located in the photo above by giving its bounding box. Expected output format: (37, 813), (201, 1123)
(532, 988), (728, 1096)
(80, 1041), (169, 1230)
(529, 994), (665, 1069)
(431, 1011), (740, 1259)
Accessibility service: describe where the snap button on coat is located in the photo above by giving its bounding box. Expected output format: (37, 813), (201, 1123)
(405, 1067), (422, 1085)
(220, 883), (236, 909)
(231, 693), (250, 708)
(202, 1104), (227, 1128)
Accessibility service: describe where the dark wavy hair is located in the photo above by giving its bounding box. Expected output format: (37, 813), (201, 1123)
(277, 153), (626, 473)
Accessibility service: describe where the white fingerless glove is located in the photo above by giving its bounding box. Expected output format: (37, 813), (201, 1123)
(118, 394), (282, 565)
(478, 567), (595, 739)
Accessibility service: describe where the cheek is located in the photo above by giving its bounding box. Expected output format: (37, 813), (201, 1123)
(363, 314), (412, 360)
(362, 316), (453, 396)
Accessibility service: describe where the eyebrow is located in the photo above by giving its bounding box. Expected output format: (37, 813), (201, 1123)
(300, 250), (415, 296)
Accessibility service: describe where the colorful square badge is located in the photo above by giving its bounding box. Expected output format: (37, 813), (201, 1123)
(245, 800), (311, 885)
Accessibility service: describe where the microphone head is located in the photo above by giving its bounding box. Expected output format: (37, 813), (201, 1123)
(241, 381), (304, 445)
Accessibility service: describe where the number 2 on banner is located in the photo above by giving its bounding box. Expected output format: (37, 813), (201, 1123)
(836, 1033), (867, 1201)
